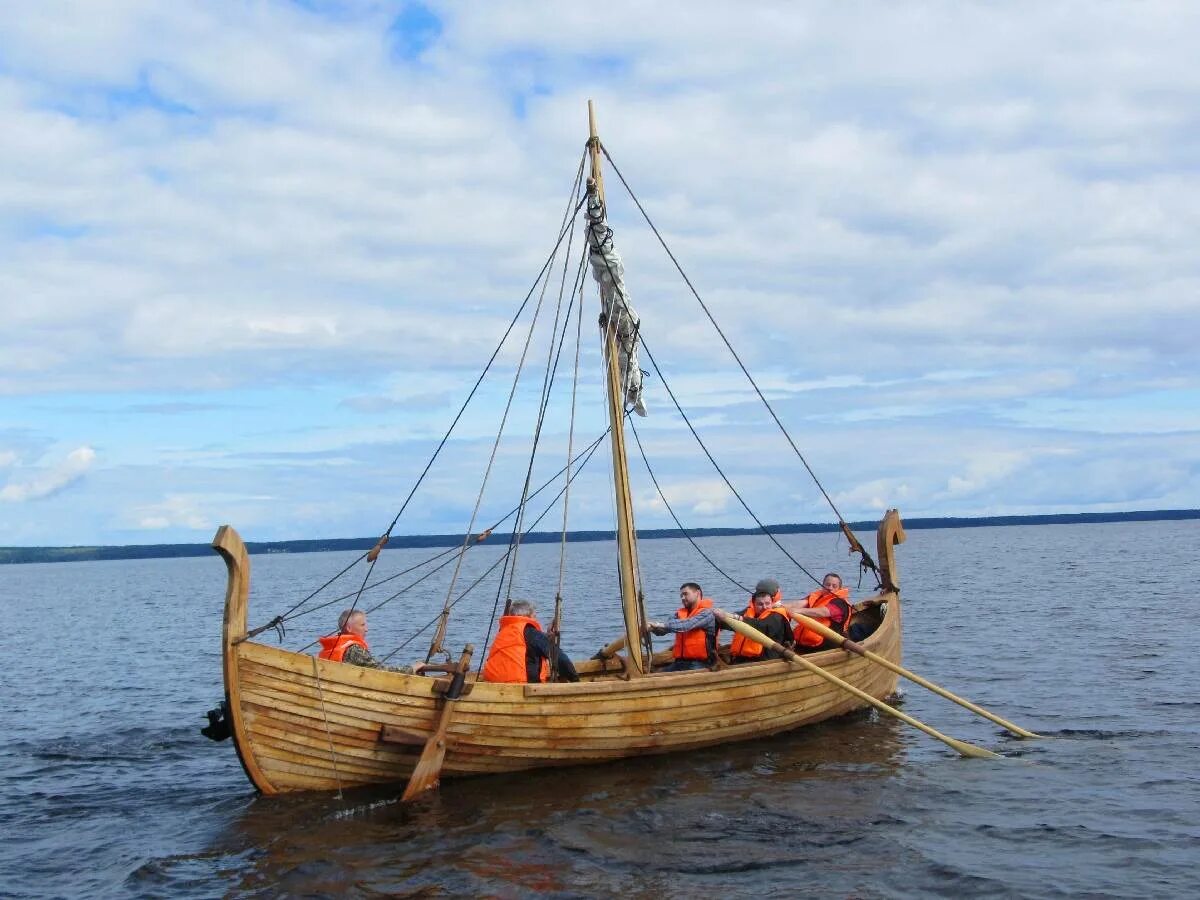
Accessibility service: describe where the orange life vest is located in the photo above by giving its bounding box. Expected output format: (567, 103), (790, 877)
(673, 597), (715, 661)
(730, 603), (790, 660)
(317, 633), (368, 662)
(792, 587), (852, 647)
(482, 615), (550, 683)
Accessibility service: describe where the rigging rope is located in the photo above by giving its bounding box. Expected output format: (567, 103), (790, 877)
(638, 335), (826, 590)
(628, 419), (751, 595)
(481, 243), (591, 673)
(599, 143), (880, 582)
(294, 428), (614, 653)
(430, 169), (588, 663)
(380, 425), (610, 663)
(502, 181), (588, 607)
(426, 258), (557, 662)
(550, 246), (586, 678)
(267, 154), (591, 628)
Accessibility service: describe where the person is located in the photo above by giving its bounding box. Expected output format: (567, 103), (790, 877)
(317, 608), (426, 674)
(723, 582), (793, 663)
(646, 582), (717, 672)
(782, 572), (853, 651)
(482, 600), (580, 684)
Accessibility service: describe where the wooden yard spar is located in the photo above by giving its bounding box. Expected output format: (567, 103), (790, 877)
(204, 104), (1034, 797)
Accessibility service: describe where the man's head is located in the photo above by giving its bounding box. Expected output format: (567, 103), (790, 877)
(678, 582), (703, 609)
(822, 572), (843, 592)
(338, 608), (367, 637)
(751, 591), (774, 613)
(509, 599), (536, 618)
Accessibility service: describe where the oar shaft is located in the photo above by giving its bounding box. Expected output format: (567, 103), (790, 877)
(717, 613), (999, 759)
(595, 634), (626, 658)
(786, 609), (1039, 739)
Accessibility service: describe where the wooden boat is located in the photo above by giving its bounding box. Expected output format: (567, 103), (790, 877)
(210, 104), (910, 795)
(214, 517), (904, 794)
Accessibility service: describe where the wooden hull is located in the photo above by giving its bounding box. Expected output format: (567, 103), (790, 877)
(214, 522), (905, 795)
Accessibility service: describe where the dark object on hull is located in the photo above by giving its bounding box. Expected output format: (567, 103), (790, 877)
(201, 701), (231, 742)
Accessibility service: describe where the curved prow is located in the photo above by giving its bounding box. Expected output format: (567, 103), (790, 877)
(212, 524), (275, 794)
(214, 524), (250, 646)
(876, 509), (906, 594)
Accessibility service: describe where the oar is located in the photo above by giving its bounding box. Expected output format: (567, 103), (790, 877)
(787, 610), (1040, 739)
(593, 634), (626, 659)
(401, 644), (474, 801)
(716, 613), (1000, 759)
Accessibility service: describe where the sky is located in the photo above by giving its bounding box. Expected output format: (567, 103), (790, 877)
(1, 1), (1198, 547)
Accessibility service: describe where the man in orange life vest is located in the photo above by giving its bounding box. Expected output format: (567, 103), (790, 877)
(482, 599), (580, 684)
(781, 572), (853, 652)
(317, 608), (426, 674)
(723, 580), (793, 663)
(645, 582), (717, 672)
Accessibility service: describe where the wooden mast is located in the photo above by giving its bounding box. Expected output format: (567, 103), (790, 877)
(588, 100), (645, 676)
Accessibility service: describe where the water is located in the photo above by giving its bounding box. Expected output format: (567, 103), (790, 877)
(2, 520), (1197, 898)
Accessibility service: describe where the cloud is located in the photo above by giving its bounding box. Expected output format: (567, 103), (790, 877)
(0, 445), (95, 502)
(126, 493), (211, 530)
(0, 2), (1197, 543)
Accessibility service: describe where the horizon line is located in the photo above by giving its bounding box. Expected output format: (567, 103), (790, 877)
(2, 508), (1197, 565)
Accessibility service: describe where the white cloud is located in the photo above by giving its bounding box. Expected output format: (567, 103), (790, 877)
(127, 494), (210, 531)
(0, 445), (95, 502)
(0, 2), (1197, 543)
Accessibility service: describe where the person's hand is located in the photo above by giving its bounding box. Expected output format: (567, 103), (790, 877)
(646, 621), (668, 636)
(411, 662), (427, 675)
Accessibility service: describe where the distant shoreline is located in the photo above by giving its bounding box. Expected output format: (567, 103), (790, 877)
(2, 508), (1196, 565)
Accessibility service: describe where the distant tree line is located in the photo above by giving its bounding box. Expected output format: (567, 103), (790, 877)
(2, 508), (1197, 565)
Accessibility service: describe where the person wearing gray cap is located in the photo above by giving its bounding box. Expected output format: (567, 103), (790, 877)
(752, 577), (781, 601)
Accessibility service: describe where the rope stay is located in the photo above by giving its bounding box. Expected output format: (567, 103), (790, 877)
(638, 335), (826, 591)
(430, 165), (589, 664)
(257, 136), (891, 662)
(252, 423), (615, 647)
(599, 143), (881, 585)
(550, 249), (586, 679)
(426, 242), (562, 663)
(628, 419), (750, 595)
(477, 176), (592, 672)
(502, 182), (588, 608)
(380, 423), (611, 663)
(255, 151), (591, 633)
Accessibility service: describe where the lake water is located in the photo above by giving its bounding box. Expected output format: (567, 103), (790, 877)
(2, 520), (1197, 898)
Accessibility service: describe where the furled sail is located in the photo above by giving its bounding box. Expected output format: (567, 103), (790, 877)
(585, 188), (648, 416)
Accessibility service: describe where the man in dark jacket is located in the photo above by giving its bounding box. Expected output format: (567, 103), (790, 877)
(724, 587), (794, 662)
(482, 599), (580, 683)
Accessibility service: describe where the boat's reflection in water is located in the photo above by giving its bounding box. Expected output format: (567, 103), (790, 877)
(218, 710), (910, 895)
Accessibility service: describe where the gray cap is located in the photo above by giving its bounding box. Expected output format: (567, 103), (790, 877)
(753, 577), (780, 597)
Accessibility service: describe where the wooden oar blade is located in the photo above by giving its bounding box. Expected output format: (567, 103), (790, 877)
(715, 612), (1002, 761)
(780, 602), (1039, 739)
(401, 733), (449, 801)
(401, 644), (473, 803)
(948, 738), (1003, 760)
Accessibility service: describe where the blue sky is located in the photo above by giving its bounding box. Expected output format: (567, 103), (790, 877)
(1, 1), (1198, 546)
